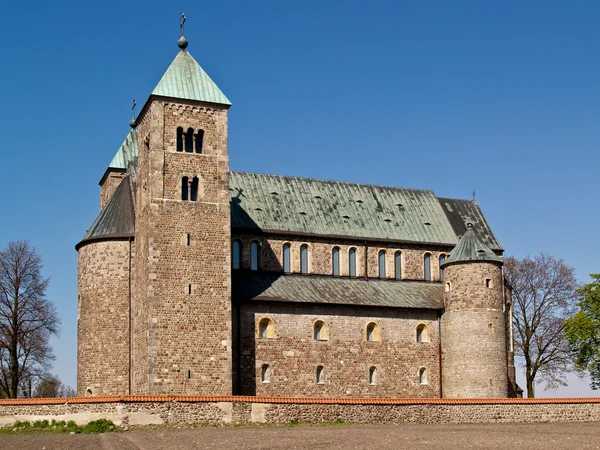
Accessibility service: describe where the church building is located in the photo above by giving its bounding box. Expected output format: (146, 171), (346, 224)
(76, 31), (518, 399)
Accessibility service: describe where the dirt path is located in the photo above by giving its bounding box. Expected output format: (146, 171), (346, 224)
(1, 422), (599, 450)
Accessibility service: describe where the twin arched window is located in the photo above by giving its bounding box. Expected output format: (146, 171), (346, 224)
(181, 176), (199, 201)
(176, 127), (204, 153)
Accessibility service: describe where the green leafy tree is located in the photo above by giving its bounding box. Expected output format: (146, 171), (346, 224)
(565, 274), (600, 389)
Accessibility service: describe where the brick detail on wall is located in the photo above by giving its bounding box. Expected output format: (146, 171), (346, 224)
(77, 240), (132, 396)
(236, 302), (441, 398)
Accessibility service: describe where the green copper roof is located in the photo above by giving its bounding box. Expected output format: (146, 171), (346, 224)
(230, 172), (463, 245)
(151, 50), (231, 106)
(442, 226), (501, 266)
(108, 128), (138, 170)
(233, 272), (443, 309)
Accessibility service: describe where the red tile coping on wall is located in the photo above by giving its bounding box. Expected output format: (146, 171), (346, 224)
(1, 396), (600, 406)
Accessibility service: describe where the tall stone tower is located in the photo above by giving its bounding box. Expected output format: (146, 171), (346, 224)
(440, 224), (508, 398)
(131, 34), (233, 395)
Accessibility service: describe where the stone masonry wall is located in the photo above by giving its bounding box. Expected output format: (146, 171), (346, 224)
(237, 302), (440, 398)
(133, 99), (232, 395)
(233, 232), (450, 281)
(77, 240), (131, 396)
(99, 171), (126, 210)
(2, 398), (600, 427)
(441, 262), (507, 398)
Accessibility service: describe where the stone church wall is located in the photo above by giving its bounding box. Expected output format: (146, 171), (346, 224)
(236, 302), (440, 398)
(232, 232), (451, 281)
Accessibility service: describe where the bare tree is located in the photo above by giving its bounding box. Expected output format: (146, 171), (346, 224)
(0, 240), (60, 398)
(33, 373), (75, 398)
(504, 253), (579, 397)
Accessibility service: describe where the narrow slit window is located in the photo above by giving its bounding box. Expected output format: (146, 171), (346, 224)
(250, 241), (260, 271)
(394, 251), (402, 280)
(232, 240), (242, 270)
(369, 366), (377, 385)
(332, 247), (340, 276)
(439, 254), (446, 281)
(261, 364), (270, 383)
(188, 284), (192, 295)
(424, 253), (431, 281)
(186, 234), (191, 246)
(176, 127), (184, 152)
(181, 176), (189, 201)
(190, 177), (199, 201)
(300, 244), (308, 274)
(419, 367), (428, 385)
(378, 250), (386, 278)
(486, 278), (492, 288)
(416, 324), (429, 343)
(195, 129), (204, 154)
(185, 127), (194, 152)
(316, 366), (324, 384)
(283, 243), (291, 273)
(349, 248), (357, 277)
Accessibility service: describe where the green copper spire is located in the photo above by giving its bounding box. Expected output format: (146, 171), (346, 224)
(442, 223), (501, 267)
(150, 31), (231, 106)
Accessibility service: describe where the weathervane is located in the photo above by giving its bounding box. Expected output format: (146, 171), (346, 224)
(180, 12), (187, 36)
(472, 189), (476, 201)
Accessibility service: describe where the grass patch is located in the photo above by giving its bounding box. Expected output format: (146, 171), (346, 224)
(1, 418), (118, 434)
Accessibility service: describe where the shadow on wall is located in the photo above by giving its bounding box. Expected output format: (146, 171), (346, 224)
(231, 193), (281, 395)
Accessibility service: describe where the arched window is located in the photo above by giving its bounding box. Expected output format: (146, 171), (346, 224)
(300, 244), (309, 274)
(349, 248), (357, 277)
(424, 253), (431, 281)
(185, 127), (194, 152)
(313, 320), (329, 341)
(316, 365), (324, 384)
(378, 250), (386, 278)
(250, 241), (260, 271)
(419, 367), (428, 385)
(176, 127), (184, 152)
(439, 254), (446, 281)
(190, 176), (199, 201)
(366, 322), (380, 342)
(283, 243), (291, 273)
(332, 247), (340, 276)
(394, 251), (402, 280)
(195, 129), (204, 154)
(258, 317), (274, 338)
(261, 364), (270, 383)
(232, 240), (242, 270)
(416, 324), (430, 343)
(181, 176), (189, 201)
(369, 366), (377, 385)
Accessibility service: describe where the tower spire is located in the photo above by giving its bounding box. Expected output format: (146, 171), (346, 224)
(178, 12), (188, 50)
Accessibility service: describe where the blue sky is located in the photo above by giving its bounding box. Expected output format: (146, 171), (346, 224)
(0, 1), (598, 397)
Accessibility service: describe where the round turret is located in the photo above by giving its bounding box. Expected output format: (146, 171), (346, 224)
(440, 225), (508, 398)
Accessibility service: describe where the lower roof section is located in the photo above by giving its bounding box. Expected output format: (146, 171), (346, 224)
(232, 272), (443, 310)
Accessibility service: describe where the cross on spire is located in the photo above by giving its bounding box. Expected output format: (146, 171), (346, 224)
(180, 12), (187, 36)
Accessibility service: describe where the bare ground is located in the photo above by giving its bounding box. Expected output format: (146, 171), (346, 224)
(1, 422), (599, 450)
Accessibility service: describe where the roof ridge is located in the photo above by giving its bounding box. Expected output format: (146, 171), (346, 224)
(231, 170), (447, 197)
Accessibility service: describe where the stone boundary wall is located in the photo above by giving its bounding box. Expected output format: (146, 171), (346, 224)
(1, 396), (600, 427)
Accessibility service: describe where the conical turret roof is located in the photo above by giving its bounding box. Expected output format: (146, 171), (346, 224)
(76, 177), (135, 250)
(442, 224), (501, 267)
(150, 48), (231, 106)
